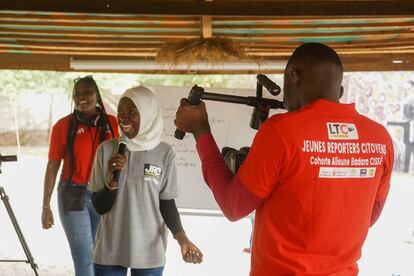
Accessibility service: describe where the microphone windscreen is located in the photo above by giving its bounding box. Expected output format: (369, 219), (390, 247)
(118, 142), (127, 156)
(117, 136), (127, 154)
(111, 136), (127, 183)
(257, 74), (281, 96)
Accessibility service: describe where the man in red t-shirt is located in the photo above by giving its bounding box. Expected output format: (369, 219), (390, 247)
(175, 43), (394, 275)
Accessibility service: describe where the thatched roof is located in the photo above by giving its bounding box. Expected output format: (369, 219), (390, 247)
(0, 0), (413, 73)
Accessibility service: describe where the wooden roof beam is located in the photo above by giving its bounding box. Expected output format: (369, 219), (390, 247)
(1, 1), (414, 16)
(201, 16), (212, 38)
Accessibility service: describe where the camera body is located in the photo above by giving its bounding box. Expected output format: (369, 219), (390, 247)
(0, 154), (17, 174)
(222, 146), (250, 174)
(0, 154), (17, 163)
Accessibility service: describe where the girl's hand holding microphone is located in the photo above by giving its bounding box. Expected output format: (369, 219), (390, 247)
(106, 153), (127, 190)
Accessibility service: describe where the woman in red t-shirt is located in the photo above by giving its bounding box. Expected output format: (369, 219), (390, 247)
(41, 76), (119, 276)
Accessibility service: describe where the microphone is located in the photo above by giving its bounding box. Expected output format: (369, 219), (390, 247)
(256, 74), (281, 96)
(112, 137), (127, 183)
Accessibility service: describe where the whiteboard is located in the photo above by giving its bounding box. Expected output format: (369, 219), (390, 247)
(149, 85), (284, 213)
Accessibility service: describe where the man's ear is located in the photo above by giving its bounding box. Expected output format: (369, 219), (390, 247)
(339, 85), (344, 99)
(288, 66), (300, 85)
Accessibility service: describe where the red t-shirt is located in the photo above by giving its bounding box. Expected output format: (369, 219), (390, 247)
(48, 114), (119, 185)
(238, 99), (394, 275)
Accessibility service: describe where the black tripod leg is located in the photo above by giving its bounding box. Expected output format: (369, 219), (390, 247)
(0, 187), (39, 276)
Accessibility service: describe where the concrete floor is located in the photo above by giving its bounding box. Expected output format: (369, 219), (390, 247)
(0, 154), (413, 276)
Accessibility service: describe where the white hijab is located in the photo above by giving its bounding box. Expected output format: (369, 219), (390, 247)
(120, 86), (163, 151)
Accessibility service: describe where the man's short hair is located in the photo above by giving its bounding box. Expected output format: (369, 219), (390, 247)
(287, 43), (343, 72)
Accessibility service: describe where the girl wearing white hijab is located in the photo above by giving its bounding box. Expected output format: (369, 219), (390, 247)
(90, 86), (203, 276)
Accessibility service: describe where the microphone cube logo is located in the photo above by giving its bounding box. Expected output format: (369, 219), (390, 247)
(144, 164), (162, 185)
(327, 122), (359, 140)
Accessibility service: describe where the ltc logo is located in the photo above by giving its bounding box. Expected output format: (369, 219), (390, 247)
(144, 164), (161, 180)
(327, 122), (359, 140)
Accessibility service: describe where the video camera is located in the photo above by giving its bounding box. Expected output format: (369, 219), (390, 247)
(175, 74), (285, 173)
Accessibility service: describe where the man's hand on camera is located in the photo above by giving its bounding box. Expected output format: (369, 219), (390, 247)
(175, 98), (211, 140)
